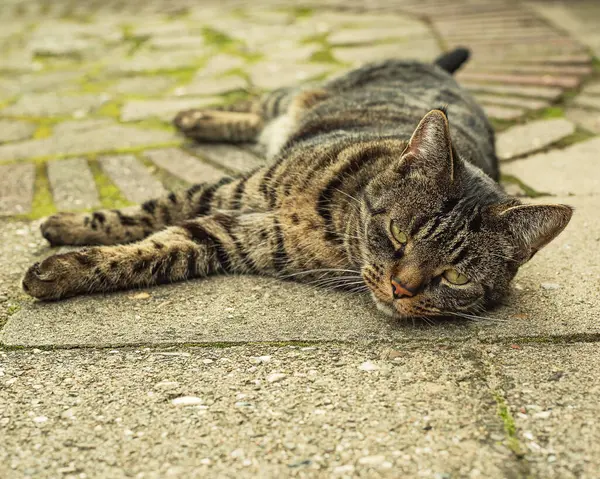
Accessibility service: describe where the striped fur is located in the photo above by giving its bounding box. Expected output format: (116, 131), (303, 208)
(23, 55), (572, 319)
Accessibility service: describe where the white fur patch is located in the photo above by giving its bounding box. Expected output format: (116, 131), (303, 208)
(259, 114), (296, 159)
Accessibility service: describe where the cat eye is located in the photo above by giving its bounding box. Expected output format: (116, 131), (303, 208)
(443, 268), (469, 285)
(390, 220), (408, 244)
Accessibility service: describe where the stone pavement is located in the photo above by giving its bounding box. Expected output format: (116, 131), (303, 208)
(1, 0), (600, 478)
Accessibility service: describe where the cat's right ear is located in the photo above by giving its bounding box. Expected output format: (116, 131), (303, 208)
(497, 203), (573, 263)
(400, 109), (456, 184)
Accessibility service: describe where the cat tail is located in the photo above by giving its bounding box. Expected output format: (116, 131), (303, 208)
(434, 47), (470, 74)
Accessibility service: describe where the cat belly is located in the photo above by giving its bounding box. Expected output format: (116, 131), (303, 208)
(259, 114), (296, 159)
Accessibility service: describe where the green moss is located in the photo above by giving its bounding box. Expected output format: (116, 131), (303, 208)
(33, 122), (53, 139)
(290, 7), (314, 18)
(537, 106), (564, 119)
(26, 162), (57, 220)
(202, 27), (237, 48)
(309, 49), (339, 65)
(553, 127), (595, 148)
(122, 24), (150, 56)
(97, 100), (122, 120)
(591, 57), (600, 74)
(87, 158), (132, 209)
(494, 392), (523, 457)
(136, 153), (188, 191)
(301, 32), (329, 45)
(7, 303), (21, 316)
(221, 89), (252, 106)
(500, 174), (551, 198)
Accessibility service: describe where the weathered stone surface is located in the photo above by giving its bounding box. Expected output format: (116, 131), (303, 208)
(573, 94), (600, 110)
(261, 42), (320, 63)
(581, 81), (600, 95)
(189, 144), (264, 174)
(47, 158), (100, 211)
(328, 25), (430, 45)
(109, 51), (203, 73)
(475, 94), (548, 111)
(0, 124), (178, 162)
(143, 148), (227, 184)
(121, 97), (222, 122)
(458, 72), (580, 89)
(0, 52), (40, 72)
(175, 75), (247, 96)
(0, 346), (515, 478)
(502, 138), (600, 195)
(333, 39), (440, 65)
(0, 71), (82, 98)
(488, 343), (600, 477)
(463, 82), (563, 101)
(0, 163), (35, 216)
(482, 105), (524, 120)
(565, 107), (600, 134)
(248, 61), (333, 90)
(496, 118), (575, 160)
(148, 35), (207, 51)
(198, 54), (246, 77)
(1, 92), (109, 118)
(110, 76), (176, 95)
(0, 119), (36, 143)
(99, 154), (166, 204)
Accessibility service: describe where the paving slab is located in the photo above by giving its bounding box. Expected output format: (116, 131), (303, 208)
(565, 107), (600, 134)
(474, 94), (548, 111)
(0, 119), (36, 144)
(0, 345), (514, 479)
(248, 62), (333, 90)
(2, 193), (599, 348)
(328, 25), (430, 45)
(0, 124), (178, 162)
(487, 343), (600, 478)
(121, 97), (222, 122)
(0, 163), (35, 216)
(47, 158), (100, 211)
(188, 144), (264, 174)
(109, 76), (176, 96)
(333, 40), (440, 65)
(502, 138), (600, 196)
(1, 92), (109, 118)
(573, 95), (600, 111)
(482, 105), (524, 120)
(496, 118), (575, 161)
(462, 83), (563, 101)
(99, 154), (166, 204)
(175, 75), (248, 96)
(143, 148), (227, 184)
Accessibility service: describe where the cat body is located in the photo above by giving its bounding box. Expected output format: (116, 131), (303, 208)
(22, 50), (572, 319)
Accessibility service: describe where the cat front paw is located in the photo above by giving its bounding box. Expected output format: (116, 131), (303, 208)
(22, 254), (83, 300)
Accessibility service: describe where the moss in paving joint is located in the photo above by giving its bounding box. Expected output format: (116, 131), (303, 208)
(32, 122), (53, 140)
(24, 162), (57, 220)
(97, 100), (122, 120)
(536, 106), (564, 120)
(288, 6), (314, 19)
(87, 156), (133, 209)
(500, 174), (551, 198)
(310, 49), (341, 65)
(202, 27), (238, 49)
(121, 24), (151, 57)
(494, 391), (525, 458)
(135, 152), (188, 191)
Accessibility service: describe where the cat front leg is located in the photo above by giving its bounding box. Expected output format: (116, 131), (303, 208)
(22, 212), (274, 300)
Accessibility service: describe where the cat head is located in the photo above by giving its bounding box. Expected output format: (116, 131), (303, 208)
(359, 109), (572, 319)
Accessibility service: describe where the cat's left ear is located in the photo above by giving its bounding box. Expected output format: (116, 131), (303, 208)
(498, 204), (573, 262)
(401, 109), (456, 184)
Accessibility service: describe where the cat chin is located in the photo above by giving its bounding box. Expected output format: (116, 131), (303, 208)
(374, 298), (402, 319)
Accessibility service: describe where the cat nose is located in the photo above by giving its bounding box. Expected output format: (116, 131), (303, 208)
(391, 276), (419, 299)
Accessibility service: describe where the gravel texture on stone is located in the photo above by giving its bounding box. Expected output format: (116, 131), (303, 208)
(47, 158), (100, 211)
(189, 144), (265, 174)
(143, 148), (227, 184)
(0, 119), (36, 144)
(1, 92), (109, 118)
(0, 163), (35, 216)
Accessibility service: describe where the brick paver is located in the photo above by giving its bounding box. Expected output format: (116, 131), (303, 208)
(99, 154), (166, 203)
(47, 158), (100, 211)
(143, 148), (227, 184)
(0, 163), (35, 216)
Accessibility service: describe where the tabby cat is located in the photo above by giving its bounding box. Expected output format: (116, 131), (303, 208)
(22, 48), (572, 319)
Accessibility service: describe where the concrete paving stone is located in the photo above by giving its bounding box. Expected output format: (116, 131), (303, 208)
(0, 71), (82, 98)
(502, 137), (600, 196)
(0, 124), (178, 162)
(565, 108), (600, 134)
(0, 52), (40, 72)
(462, 82), (563, 101)
(174, 75), (247, 96)
(328, 25), (431, 45)
(3, 192), (599, 347)
(1, 92), (109, 118)
(260, 42), (320, 63)
(482, 105), (524, 120)
(99, 154), (166, 204)
(474, 94), (549, 111)
(47, 158), (100, 211)
(248, 61), (333, 90)
(121, 97), (222, 122)
(332, 40), (441, 66)
(189, 144), (264, 174)
(241, 8), (294, 25)
(28, 36), (103, 57)
(198, 54), (246, 77)
(466, 63), (592, 76)
(0, 163), (35, 216)
(32, 20), (123, 42)
(143, 148), (227, 184)
(573, 95), (600, 111)
(109, 75), (176, 95)
(109, 51), (203, 73)
(0, 345), (515, 478)
(457, 72), (580, 89)
(487, 343), (600, 477)
(132, 20), (196, 38)
(496, 118), (575, 161)
(0, 119), (36, 144)
(581, 82), (600, 95)
(148, 35), (208, 51)
(51, 119), (115, 135)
